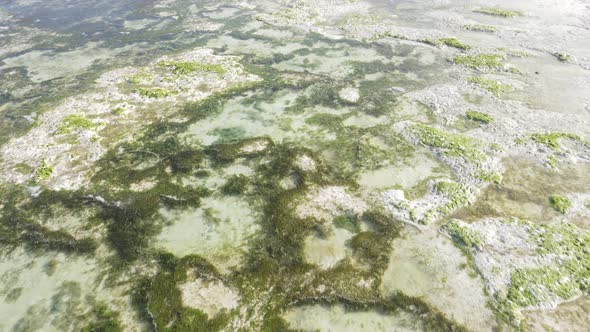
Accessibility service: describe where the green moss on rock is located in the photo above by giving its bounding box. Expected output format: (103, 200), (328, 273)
(127, 72), (153, 84)
(453, 54), (504, 70)
(435, 181), (473, 214)
(531, 132), (586, 150)
(439, 38), (471, 51)
(57, 114), (96, 134)
(137, 87), (177, 98)
(465, 110), (494, 124)
(505, 266), (580, 308)
(548, 194), (571, 214)
(467, 76), (512, 96)
(411, 124), (484, 163)
(475, 7), (523, 18)
(159, 61), (227, 75)
(442, 220), (482, 248)
(34, 161), (54, 182)
(464, 24), (497, 32)
(475, 170), (502, 184)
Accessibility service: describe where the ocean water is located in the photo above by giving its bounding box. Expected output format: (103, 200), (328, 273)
(1, 0), (589, 331)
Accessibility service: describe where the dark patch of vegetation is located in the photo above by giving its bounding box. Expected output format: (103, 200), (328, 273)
(137, 255), (230, 331)
(333, 215), (360, 233)
(442, 220), (482, 249)
(288, 292), (470, 332)
(159, 61), (226, 75)
(304, 113), (344, 131)
(466, 110), (494, 124)
(349, 211), (400, 272)
(285, 82), (341, 113)
(548, 194), (571, 214)
(221, 174), (250, 195)
(0, 187), (97, 255)
(210, 127), (247, 144)
(81, 303), (123, 332)
(205, 137), (273, 165)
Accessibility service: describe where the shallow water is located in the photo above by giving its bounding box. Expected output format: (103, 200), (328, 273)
(1, 0), (589, 331)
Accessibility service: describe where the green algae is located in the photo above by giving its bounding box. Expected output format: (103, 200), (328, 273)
(423, 38), (470, 51)
(442, 220), (482, 249)
(548, 194), (571, 214)
(159, 61), (227, 75)
(467, 76), (512, 96)
(137, 87), (177, 98)
(21, 223), (97, 254)
(142, 255), (230, 331)
(286, 82), (340, 113)
(289, 294), (469, 332)
(5, 287), (23, 303)
(411, 124), (484, 163)
(466, 110), (494, 124)
(81, 303), (123, 332)
(210, 127), (246, 144)
(0, 187), (97, 255)
(505, 266), (579, 307)
(447, 218), (590, 324)
(206, 137), (273, 165)
(350, 211), (400, 272)
(313, 125), (404, 179)
(497, 48), (534, 58)
(220, 174), (249, 195)
(546, 154), (559, 170)
(127, 72), (153, 84)
(333, 215), (360, 233)
(111, 107), (125, 115)
(304, 113), (344, 131)
(0, 37), (515, 331)
(86, 135), (212, 262)
(475, 170), (502, 184)
(435, 181), (472, 214)
(57, 114), (96, 134)
(34, 161), (54, 182)
(464, 24), (497, 32)
(475, 7), (523, 18)
(453, 54), (504, 70)
(531, 132), (586, 150)
(439, 38), (471, 51)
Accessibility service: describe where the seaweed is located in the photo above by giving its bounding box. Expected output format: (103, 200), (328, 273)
(453, 54), (504, 71)
(475, 7), (523, 18)
(57, 114), (97, 134)
(136, 87), (177, 98)
(531, 132), (586, 150)
(467, 76), (512, 96)
(205, 137), (273, 165)
(333, 215), (360, 233)
(34, 161), (54, 182)
(220, 174), (250, 195)
(411, 124), (484, 163)
(159, 61), (226, 75)
(442, 220), (482, 249)
(464, 24), (497, 32)
(81, 303), (123, 332)
(142, 255), (228, 331)
(548, 194), (571, 214)
(466, 110), (494, 124)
